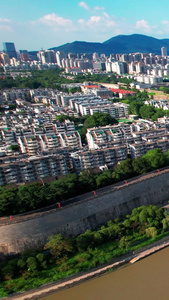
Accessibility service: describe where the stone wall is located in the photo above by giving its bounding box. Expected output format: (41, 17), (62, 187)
(1, 170), (169, 256)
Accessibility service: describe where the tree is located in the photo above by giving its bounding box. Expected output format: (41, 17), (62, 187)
(76, 230), (94, 252)
(129, 101), (143, 116)
(164, 149), (169, 165)
(139, 105), (156, 119)
(151, 108), (165, 121)
(49, 173), (78, 201)
(69, 87), (81, 93)
(36, 253), (47, 269)
(143, 149), (166, 170)
(96, 170), (113, 188)
(84, 112), (118, 129)
(26, 257), (38, 273)
(146, 227), (157, 239)
(93, 231), (104, 245)
(112, 159), (134, 181)
(132, 157), (151, 175)
(17, 183), (44, 212)
(0, 187), (18, 216)
(9, 144), (20, 151)
(78, 169), (97, 192)
(44, 234), (74, 258)
(118, 236), (130, 250)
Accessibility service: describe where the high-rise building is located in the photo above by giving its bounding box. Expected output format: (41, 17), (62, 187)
(56, 51), (67, 67)
(161, 47), (167, 57)
(3, 42), (17, 58)
(0, 53), (10, 65)
(38, 50), (56, 64)
(19, 50), (29, 62)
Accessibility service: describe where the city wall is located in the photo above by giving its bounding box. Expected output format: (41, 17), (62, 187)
(1, 170), (169, 256)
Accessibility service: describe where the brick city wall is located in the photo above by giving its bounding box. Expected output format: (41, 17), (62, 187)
(0, 170), (169, 256)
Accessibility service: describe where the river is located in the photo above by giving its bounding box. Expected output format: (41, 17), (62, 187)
(40, 246), (169, 300)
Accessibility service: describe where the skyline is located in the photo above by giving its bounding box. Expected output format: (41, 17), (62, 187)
(1, 0), (169, 51)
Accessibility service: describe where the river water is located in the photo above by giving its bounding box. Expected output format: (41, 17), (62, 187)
(41, 246), (169, 300)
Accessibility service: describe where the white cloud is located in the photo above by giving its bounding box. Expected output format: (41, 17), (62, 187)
(94, 6), (105, 11)
(0, 18), (11, 23)
(106, 20), (117, 27)
(102, 12), (110, 19)
(0, 18), (12, 32)
(161, 20), (169, 25)
(79, 2), (89, 10)
(156, 30), (163, 35)
(135, 19), (151, 32)
(87, 16), (102, 26)
(160, 20), (169, 33)
(38, 14), (72, 27)
(78, 19), (85, 24)
(32, 13), (76, 32)
(79, 13), (119, 31)
(0, 25), (13, 32)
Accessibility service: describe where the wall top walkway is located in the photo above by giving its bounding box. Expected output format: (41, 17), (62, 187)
(0, 167), (169, 226)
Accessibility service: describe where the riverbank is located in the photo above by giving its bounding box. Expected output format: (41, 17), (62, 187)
(4, 235), (169, 300)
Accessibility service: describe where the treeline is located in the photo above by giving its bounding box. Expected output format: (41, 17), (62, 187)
(128, 100), (169, 121)
(74, 73), (134, 85)
(159, 86), (169, 94)
(121, 89), (169, 121)
(0, 70), (134, 90)
(1, 148), (169, 217)
(0, 69), (73, 90)
(0, 204), (167, 296)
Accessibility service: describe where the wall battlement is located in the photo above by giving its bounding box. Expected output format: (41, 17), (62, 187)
(0, 169), (169, 256)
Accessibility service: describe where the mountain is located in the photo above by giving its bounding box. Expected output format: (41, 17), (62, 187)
(49, 34), (169, 55)
(50, 41), (104, 55)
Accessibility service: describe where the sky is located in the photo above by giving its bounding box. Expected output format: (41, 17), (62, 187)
(1, 0), (169, 51)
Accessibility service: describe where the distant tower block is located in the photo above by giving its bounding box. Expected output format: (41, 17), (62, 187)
(161, 47), (167, 57)
(3, 42), (17, 59)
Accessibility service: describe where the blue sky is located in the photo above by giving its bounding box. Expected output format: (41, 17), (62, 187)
(1, 0), (169, 51)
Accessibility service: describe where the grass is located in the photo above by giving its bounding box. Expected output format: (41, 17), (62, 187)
(1, 231), (169, 297)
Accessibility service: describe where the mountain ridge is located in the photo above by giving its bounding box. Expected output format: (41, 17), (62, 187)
(48, 34), (169, 55)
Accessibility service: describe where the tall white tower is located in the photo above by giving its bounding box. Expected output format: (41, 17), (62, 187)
(161, 47), (167, 57)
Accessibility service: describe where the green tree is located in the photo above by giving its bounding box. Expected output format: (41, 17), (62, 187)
(36, 253), (47, 269)
(112, 159), (134, 181)
(0, 187), (18, 216)
(143, 149), (166, 170)
(96, 170), (113, 188)
(78, 169), (97, 192)
(84, 112), (118, 129)
(9, 144), (20, 151)
(129, 101), (143, 116)
(44, 234), (74, 258)
(132, 157), (151, 175)
(26, 257), (38, 273)
(69, 87), (81, 93)
(146, 227), (157, 239)
(118, 236), (130, 250)
(17, 183), (44, 212)
(139, 105), (156, 119)
(93, 231), (104, 245)
(76, 230), (94, 252)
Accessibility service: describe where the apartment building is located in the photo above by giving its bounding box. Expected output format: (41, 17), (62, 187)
(71, 145), (128, 173)
(86, 125), (124, 150)
(0, 153), (69, 185)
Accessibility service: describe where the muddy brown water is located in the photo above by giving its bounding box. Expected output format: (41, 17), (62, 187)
(40, 246), (169, 300)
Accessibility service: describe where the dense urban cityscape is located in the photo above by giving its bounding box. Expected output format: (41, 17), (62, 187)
(0, 42), (169, 186)
(2, 36), (169, 298)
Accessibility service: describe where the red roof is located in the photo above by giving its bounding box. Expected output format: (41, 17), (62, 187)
(83, 85), (100, 89)
(109, 88), (136, 94)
